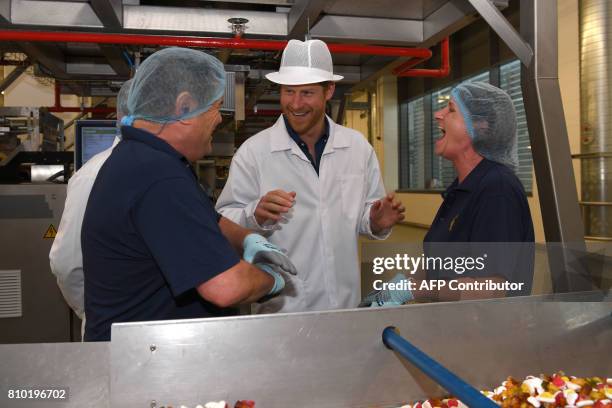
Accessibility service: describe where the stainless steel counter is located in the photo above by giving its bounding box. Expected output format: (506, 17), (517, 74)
(3, 295), (608, 407)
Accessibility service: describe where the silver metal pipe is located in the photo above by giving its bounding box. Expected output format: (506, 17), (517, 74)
(580, 0), (612, 238)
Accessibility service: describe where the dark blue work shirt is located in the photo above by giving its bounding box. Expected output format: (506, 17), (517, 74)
(423, 159), (534, 295)
(283, 115), (329, 175)
(82, 126), (240, 342)
(424, 159), (533, 243)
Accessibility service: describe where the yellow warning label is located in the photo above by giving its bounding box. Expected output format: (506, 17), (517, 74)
(44, 224), (57, 239)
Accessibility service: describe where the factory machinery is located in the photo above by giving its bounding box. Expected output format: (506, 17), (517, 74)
(0, 105), (77, 343)
(0, 294), (610, 407)
(0, 107), (71, 184)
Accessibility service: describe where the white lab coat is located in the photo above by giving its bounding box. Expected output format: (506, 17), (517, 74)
(216, 116), (390, 314)
(49, 137), (119, 333)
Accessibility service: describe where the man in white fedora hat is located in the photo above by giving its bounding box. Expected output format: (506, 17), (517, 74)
(216, 39), (405, 314)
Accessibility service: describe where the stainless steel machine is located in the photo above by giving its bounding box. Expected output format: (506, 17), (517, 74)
(0, 107), (76, 343)
(0, 295), (610, 407)
(0, 183), (77, 344)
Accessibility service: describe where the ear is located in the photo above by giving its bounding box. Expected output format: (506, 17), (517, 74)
(175, 91), (197, 117)
(324, 82), (336, 101)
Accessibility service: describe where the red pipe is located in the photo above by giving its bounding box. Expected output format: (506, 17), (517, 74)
(394, 37), (450, 78)
(391, 56), (430, 75)
(50, 81), (115, 114)
(0, 29), (433, 59)
(54, 81), (61, 108)
(47, 107), (115, 113)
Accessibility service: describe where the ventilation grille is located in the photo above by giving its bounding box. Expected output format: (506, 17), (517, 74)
(222, 71), (236, 111)
(0, 270), (22, 318)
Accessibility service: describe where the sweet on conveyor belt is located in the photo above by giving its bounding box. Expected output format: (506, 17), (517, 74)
(148, 374), (612, 408)
(160, 400), (254, 408)
(396, 374), (612, 408)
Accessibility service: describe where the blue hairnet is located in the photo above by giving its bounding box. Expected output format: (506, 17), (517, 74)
(116, 78), (132, 123)
(450, 82), (518, 170)
(121, 47), (226, 126)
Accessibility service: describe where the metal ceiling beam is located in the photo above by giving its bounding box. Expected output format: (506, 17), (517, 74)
(11, 0), (103, 27)
(59, 81), (87, 96)
(124, 5), (286, 36)
(311, 16), (423, 44)
(66, 60), (116, 76)
(423, 0), (508, 47)
(99, 45), (131, 77)
(287, 0), (326, 40)
(90, 0), (123, 29)
(0, 60), (31, 93)
(422, 0), (479, 46)
(348, 0), (509, 92)
(0, 1), (10, 23)
(310, 1), (508, 46)
(53, 74), (122, 81)
(468, 0), (532, 66)
(19, 42), (68, 79)
(9, 2), (286, 36)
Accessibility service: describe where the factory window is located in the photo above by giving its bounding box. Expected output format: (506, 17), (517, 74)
(399, 97), (426, 189)
(499, 60), (533, 193)
(399, 60), (533, 193)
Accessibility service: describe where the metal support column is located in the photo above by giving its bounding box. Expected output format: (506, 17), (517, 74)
(468, 0), (592, 291)
(519, 0), (593, 292)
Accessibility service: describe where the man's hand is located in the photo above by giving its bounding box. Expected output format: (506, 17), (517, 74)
(243, 233), (297, 276)
(369, 192), (405, 234)
(254, 190), (296, 226)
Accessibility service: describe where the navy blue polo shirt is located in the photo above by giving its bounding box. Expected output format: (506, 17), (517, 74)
(283, 115), (329, 175)
(423, 159), (534, 295)
(82, 126), (240, 341)
(424, 159), (533, 242)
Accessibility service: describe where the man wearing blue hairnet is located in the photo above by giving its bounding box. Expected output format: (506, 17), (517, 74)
(50, 78), (132, 338)
(81, 47), (296, 341)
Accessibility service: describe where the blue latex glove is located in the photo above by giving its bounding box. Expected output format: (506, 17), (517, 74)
(359, 273), (414, 308)
(256, 263), (285, 296)
(243, 234), (297, 276)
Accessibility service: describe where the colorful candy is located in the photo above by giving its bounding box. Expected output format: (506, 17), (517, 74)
(397, 374), (611, 408)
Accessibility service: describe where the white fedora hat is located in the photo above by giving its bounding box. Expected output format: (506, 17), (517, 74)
(266, 39), (344, 85)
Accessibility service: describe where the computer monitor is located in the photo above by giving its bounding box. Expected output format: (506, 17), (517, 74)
(74, 120), (118, 170)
